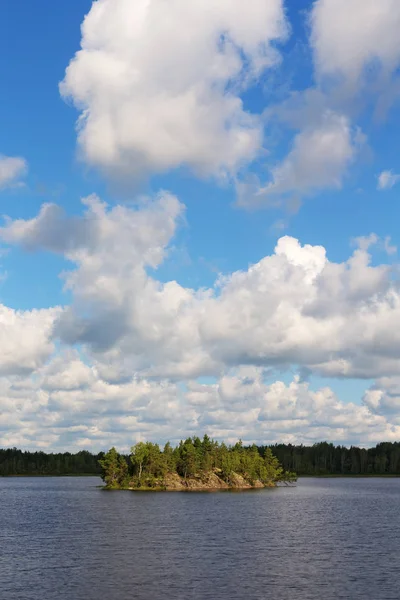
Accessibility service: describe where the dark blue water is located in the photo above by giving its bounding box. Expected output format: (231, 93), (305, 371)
(0, 477), (399, 600)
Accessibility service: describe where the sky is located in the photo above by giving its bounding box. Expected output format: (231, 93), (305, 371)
(1, 0), (400, 451)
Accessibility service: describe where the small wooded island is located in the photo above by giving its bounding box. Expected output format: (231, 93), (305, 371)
(99, 435), (297, 490)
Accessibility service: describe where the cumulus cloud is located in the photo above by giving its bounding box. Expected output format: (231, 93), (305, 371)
(0, 356), (399, 451)
(377, 170), (400, 190)
(2, 195), (400, 449)
(60, 0), (400, 214)
(0, 155), (27, 189)
(238, 111), (360, 207)
(0, 192), (209, 379)
(237, 0), (400, 210)
(311, 0), (400, 86)
(198, 236), (400, 379)
(0, 350), (190, 451)
(60, 0), (288, 180)
(3, 196), (400, 384)
(363, 377), (400, 421)
(0, 305), (60, 375)
(0, 192), (182, 265)
(193, 369), (400, 447)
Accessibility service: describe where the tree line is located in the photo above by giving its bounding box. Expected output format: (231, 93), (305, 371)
(0, 448), (103, 476)
(0, 441), (400, 477)
(99, 435), (295, 489)
(265, 442), (400, 475)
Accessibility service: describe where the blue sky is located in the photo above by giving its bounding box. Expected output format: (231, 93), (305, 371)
(0, 0), (400, 450)
(2, 0), (399, 301)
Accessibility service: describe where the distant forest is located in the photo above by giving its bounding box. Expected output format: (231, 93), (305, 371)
(1, 441), (400, 477)
(0, 449), (103, 477)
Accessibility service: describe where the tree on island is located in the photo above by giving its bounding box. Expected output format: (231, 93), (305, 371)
(99, 435), (297, 490)
(98, 447), (129, 489)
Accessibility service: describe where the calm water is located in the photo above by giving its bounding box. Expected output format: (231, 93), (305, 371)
(0, 477), (399, 600)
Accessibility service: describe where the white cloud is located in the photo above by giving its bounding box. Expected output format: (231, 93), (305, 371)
(198, 236), (400, 379)
(238, 111), (359, 207)
(195, 369), (400, 447)
(0, 350), (192, 451)
(0, 192), (182, 266)
(60, 0), (288, 180)
(60, 0), (398, 213)
(0, 356), (399, 451)
(3, 197), (400, 384)
(384, 236), (397, 255)
(0, 155), (27, 189)
(0, 192), (210, 379)
(237, 0), (400, 210)
(377, 170), (400, 190)
(2, 195), (400, 449)
(363, 377), (400, 420)
(311, 0), (400, 85)
(0, 304), (60, 375)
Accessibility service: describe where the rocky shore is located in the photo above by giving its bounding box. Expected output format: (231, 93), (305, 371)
(126, 470), (275, 491)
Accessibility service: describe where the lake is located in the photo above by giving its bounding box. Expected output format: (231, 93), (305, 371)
(0, 477), (399, 599)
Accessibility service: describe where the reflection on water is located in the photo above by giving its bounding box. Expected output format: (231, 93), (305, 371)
(0, 477), (399, 600)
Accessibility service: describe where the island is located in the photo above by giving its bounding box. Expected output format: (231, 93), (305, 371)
(99, 435), (297, 490)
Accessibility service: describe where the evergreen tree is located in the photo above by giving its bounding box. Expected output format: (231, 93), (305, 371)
(99, 448), (128, 489)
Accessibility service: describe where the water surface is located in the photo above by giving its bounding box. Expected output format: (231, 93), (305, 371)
(0, 477), (399, 599)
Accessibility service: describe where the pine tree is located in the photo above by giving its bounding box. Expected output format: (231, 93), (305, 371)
(99, 448), (128, 489)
